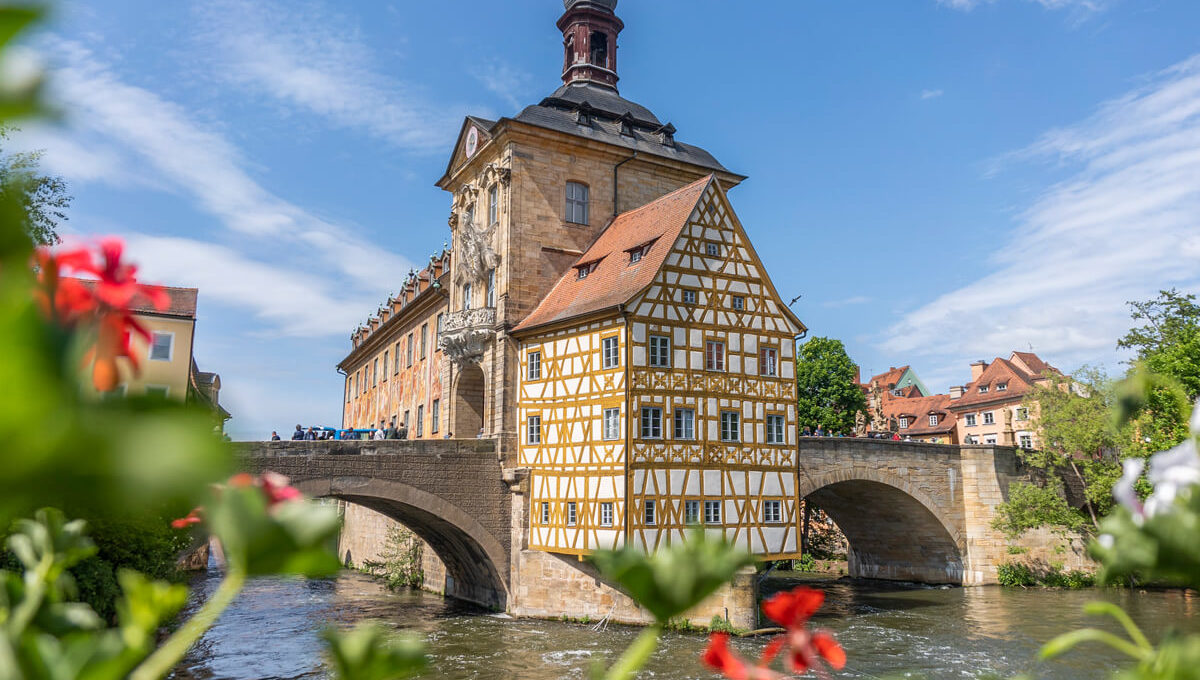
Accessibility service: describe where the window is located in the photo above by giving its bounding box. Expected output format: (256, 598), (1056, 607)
(965, 414), (977, 427)
(766, 414), (786, 444)
(984, 435), (998, 445)
(462, 283), (472, 310)
(145, 385), (169, 398)
(407, 332), (414, 367)
(706, 341), (725, 371)
(1016, 407), (1029, 421)
(486, 269), (496, 307)
(346, 379), (351, 403)
(576, 262), (596, 280)
(929, 414), (938, 427)
(997, 382), (1008, 391)
(641, 407), (662, 439)
(603, 408), (621, 440)
(704, 500), (722, 524)
(528, 351), (542, 380)
(732, 296), (744, 311)
(705, 242), (720, 257)
(898, 417), (909, 429)
(566, 181), (589, 224)
(648, 335), (670, 368)
(628, 245), (648, 264)
(372, 359), (378, 386)
(540, 502), (550, 524)
(589, 30), (608, 67)
(567, 502), (577, 526)
(416, 405), (424, 438)
(436, 313), (444, 341)
(759, 347), (778, 377)
(684, 500), (700, 524)
(682, 289), (697, 304)
(720, 411), (740, 442)
(979, 385), (989, 393)
(643, 499), (656, 525)
(602, 336), (619, 369)
(382, 351), (389, 381)
(600, 502), (614, 527)
(983, 411), (995, 425)
(420, 324), (428, 358)
(892, 389), (903, 397)
(404, 410), (410, 429)
(763, 500), (782, 524)
(1019, 433), (1033, 449)
(488, 184), (499, 225)
(431, 399), (440, 433)
(527, 415), (541, 444)
(674, 408), (695, 440)
(149, 332), (173, 361)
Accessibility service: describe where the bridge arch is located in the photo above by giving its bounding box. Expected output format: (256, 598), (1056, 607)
(798, 467), (965, 584)
(294, 478), (509, 609)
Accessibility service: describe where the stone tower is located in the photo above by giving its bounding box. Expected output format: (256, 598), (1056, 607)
(436, 1), (746, 460)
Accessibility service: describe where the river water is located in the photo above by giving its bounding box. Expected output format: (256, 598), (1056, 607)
(175, 569), (1198, 680)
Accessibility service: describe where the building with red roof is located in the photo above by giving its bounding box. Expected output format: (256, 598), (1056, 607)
(947, 352), (1064, 447)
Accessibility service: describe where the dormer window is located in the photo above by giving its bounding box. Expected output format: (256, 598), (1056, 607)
(929, 414), (938, 426)
(627, 241), (653, 265)
(576, 261), (598, 280)
(892, 389), (903, 397)
(997, 382), (1008, 391)
(979, 385), (989, 393)
(898, 417), (909, 429)
(656, 122), (676, 148)
(620, 114), (635, 137)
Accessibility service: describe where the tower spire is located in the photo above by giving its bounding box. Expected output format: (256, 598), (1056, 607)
(558, 0), (623, 91)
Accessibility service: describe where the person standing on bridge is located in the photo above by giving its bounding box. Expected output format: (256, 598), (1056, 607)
(303, 426), (317, 441)
(271, 431), (281, 441)
(373, 423), (385, 440)
(385, 420), (398, 439)
(398, 421), (409, 440)
(291, 424), (303, 440)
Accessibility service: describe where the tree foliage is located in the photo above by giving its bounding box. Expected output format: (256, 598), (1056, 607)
(0, 126), (70, 246)
(992, 481), (1085, 539)
(1118, 289), (1200, 400)
(794, 336), (867, 435)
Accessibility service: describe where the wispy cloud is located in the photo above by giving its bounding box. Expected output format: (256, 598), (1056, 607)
(191, 0), (463, 152)
(471, 60), (533, 111)
(937, 0), (1112, 12)
(882, 54), (1200, 376)
(921, 89), (944, 100)
(824, 295), (873, 309)
(40, 37), (412, 334)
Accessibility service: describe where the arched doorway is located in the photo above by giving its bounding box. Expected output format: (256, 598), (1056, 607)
(453, 363), (486, 438)
(801, 477), (964, 584)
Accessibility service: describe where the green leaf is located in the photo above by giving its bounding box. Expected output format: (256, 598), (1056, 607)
(205, 486), (342, 577)
(1041, 628), (1150, 662)
(588, 528), (754, 624)
(321, 623), (427, 680)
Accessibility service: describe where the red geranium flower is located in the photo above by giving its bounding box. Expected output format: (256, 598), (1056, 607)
(702, 587), (845, 679)
(701, 633), (783, 680)
(171, 507), (203, 529)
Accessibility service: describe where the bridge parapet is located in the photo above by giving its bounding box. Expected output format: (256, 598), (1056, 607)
(236, 438), (499, 458)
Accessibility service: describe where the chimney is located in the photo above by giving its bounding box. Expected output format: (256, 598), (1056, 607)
(853, 365), (861, 385)
(970, 360), (988, 382)
(949, 385), (964, 399)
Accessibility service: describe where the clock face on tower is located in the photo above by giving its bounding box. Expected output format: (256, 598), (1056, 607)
(465, 127), (479, 158)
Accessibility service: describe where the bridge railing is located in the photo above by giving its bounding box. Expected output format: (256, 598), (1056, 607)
(234, 438), (499, 458)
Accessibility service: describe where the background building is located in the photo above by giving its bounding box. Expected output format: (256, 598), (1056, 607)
(948, 351), (1063, 447)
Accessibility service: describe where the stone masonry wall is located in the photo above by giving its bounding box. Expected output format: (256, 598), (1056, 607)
(338, 503), (448, 594)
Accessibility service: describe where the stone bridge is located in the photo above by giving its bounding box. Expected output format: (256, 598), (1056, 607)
(236, 438), (1050, 619)
(237, 439), (514, 609)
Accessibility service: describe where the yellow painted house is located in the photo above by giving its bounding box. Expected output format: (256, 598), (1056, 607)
(513, 176), (806, 559)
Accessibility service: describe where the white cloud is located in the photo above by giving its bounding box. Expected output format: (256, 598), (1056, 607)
(824, 295), (872, 308)
(938, 0), (1111, 11)
(192, 0), (462, 151)
(921, 89), (944, 100)
(883, 54), (1200, 378)
(472, 60), (533, 111)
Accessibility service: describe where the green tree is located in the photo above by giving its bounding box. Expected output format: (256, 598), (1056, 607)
(794, 336), (867, 434)
(0, 126), (71, 245)
(1118, 289), (1200, 400)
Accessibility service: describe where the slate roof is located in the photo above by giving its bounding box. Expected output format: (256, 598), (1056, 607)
(513, 175), (712, 333)
(75, 279), (198, 319)
(885, 394), (958, 436)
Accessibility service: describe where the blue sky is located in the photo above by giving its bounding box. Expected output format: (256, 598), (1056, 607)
(21, 0), (1200, 438)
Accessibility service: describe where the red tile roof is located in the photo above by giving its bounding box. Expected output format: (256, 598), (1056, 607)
(75, 279), (198, 319)
(514, 176), (713, 333)
(884, 393), (958, 435)
(949, 353), (1062, 409)
(868, 366), (909, 389)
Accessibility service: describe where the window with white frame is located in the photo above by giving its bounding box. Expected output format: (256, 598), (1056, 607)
(567, 501), (577, 526)
(997, 382), (1008, 391)
(486, 269), (496, 307)
(706, 341), (725, 371)
(566, 182), (589, 224)
(643, 499), (656, 525)
(983, 411), (995, 425)
(576, 262), (595, 280)
(149, 332), (173, 361)
(600, 502), (614, 527)
(394, 342), (401, 373)
(407, 332), (414, 367)
(684, 500), (700, 524)
(1019, 433), (1033, 449)
(628, 244), (650, 264)
(1016, 407), (1029, 421)
(674, 408), (695, 440)
(682, 289), (697, 304)
(763, 500), (782, 523)
(759, 347), (778, 376)
(985, 435), (998, 445)
(898, 417), (909, 429)
(929, 414), (938, 427)
(766, 414), (786, 444)
(648, 335), (671, 368)
(420, 324), (428, 358)
(416, 405), (424, 438)
(436, 313), (444, 341)
(431, 399), (440, 433)
(705, 242), (720, 257)
(488, 184), (499, 225)
(528, 351), (542, 380)
(602, 336), (619, 368)
(732, 296), (744, 311)
(979, 385), (989, 393)
(372, 359), (378, 386)
(540, 502), (550, 524)
(641, 407), (662, 439)
(704, 500), (722, 524)
(965, 414), (977, 426)
(527, 415), (541, 444)
(462, 283), (472, 310)
(382, 351), (389, 381)
(720, 411), (740, 441)
(603, 408), (620, 440)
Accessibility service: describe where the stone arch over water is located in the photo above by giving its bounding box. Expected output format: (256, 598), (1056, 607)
(798, 468), (965, 584)
(294, 478), (509, 609)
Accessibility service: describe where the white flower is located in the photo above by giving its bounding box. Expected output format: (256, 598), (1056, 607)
(1098, 534), (1115, 550)
(1114, 457), (1145, 521)
(1143, 438), (1200, 518)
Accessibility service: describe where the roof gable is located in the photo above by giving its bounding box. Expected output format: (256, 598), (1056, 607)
(442, 117), (497, 181)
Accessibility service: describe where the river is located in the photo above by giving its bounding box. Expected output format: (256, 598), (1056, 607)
(174, 568), (1199, 679)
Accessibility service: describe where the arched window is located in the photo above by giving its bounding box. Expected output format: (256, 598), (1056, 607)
(589, 31), (608, 69)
